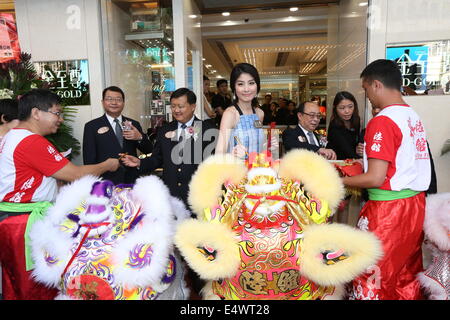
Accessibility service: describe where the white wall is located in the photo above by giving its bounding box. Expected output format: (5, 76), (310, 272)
(368, 0), (450, 192)
(15, 0), (105, 165)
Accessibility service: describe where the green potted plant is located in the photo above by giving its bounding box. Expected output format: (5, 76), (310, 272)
(0, 52), (80, 159)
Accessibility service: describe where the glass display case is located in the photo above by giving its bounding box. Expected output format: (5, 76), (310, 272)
(110, 0), (175, 137)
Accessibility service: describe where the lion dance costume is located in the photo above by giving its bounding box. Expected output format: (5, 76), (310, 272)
(30, 175), (190, 300)
(175, 150), (383, 300)
(417, 193), (450, 300)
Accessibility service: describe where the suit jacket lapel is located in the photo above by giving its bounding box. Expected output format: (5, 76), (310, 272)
(168, 121), (179, 147)
(296, 126), (308, 143)
(102, 114), (122, 150)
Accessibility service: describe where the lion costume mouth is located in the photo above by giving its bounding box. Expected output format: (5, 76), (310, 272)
(244, 167), (285, 217)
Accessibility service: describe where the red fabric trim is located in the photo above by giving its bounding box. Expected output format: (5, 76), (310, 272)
(61, 222), (111, 279)
(0, 215), (57, 299)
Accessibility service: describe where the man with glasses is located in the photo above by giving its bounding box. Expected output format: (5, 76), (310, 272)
(0, 89), (120, 300)
(121, 88), (217, 208)
(82, 86), (152, 184)
(282, 101), (337, 160)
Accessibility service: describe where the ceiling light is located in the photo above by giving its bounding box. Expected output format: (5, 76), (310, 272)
(189, 14), (197, 19)
(359, 2), (368, 6)
(222, 12), (230, 16)
(290, 7), (299, 12)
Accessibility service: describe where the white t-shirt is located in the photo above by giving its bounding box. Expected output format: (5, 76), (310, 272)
(0, 128), (69, 203)
(363, 104), (431, 191)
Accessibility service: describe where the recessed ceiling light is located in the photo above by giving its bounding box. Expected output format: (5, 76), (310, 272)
(189, 14), (197, 19)
(290, 7), (299, 12)
(222, 12), (230, 16)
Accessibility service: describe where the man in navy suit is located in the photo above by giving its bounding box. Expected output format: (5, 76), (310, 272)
(121, 88), (217, 207)
(282, 101), (337, 160)
(82, 86), (153, 184)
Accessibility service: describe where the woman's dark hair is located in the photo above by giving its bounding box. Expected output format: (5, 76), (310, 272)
(0, 98), (19, 124)
(230, 63), (261, 108)
(331, 91), (360, 132)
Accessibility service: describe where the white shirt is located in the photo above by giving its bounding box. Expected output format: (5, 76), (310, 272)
(363, 104), (431, 191)
(105, 113), (123, 135)
(177, 116), (195, 140)
(298, 124), (319, 146)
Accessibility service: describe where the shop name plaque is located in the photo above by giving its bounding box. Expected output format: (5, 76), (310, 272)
(387, 41), (450, 95)
(34, 59), (90, 105)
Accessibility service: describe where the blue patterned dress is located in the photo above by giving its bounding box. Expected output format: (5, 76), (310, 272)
(228, 105), (265, 155)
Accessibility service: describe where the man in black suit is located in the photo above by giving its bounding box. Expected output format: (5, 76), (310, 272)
(282, 101), (337, 160)
(82, 86), (153, 185)
(121, 88), (217, 208)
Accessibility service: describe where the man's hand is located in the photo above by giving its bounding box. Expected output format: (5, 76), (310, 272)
(105, 158), (120, 172)
(121, 155), (141, 168)
(318, 148), (337, 160)
(122, 123), (143, 141)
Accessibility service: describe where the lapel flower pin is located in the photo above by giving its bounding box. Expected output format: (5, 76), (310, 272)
(186, 124), (200, 141)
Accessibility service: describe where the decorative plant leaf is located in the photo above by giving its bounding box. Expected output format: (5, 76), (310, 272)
(0, 52), (81, 159)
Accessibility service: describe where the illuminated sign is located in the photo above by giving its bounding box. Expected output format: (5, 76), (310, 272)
(387, 41), (450, 95)
(34, 59), (90, 105)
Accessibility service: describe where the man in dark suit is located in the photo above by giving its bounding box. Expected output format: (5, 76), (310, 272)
(82, 86), (153, 185)
(282, 101), (337, 160)
(122, 88), (217, 300)
(121, 87), (217, 208)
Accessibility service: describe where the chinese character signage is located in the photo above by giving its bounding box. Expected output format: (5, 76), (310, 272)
(386, 41), (450, 95)
(34, 60), (90, 105)
(0, 13), (21, 63)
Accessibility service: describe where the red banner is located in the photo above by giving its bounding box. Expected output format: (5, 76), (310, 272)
(0, 13), (21, 63)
